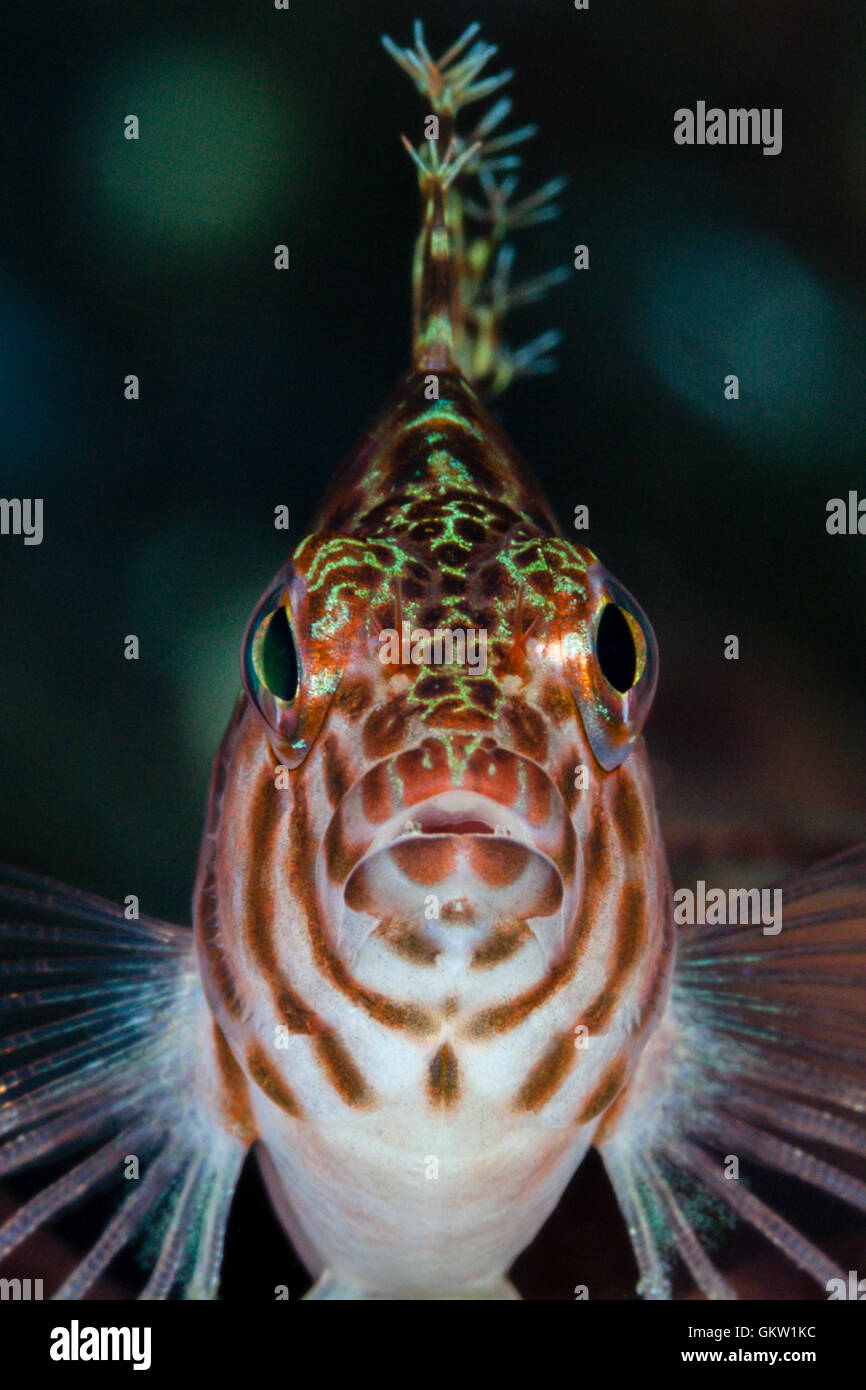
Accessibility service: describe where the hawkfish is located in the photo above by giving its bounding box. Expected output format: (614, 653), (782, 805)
(1, 21), (865, 1302)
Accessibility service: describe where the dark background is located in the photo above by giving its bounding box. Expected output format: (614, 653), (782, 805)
(0, 0), (864, 1299)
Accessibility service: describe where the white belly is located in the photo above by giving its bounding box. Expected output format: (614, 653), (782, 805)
(255, 1089), (592, 1297)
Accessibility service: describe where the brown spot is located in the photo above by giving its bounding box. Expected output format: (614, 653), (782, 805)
(427, 1043), (460, 1107)
(433, 541), (470, 568)
(514, 1033), (576, 1111)
(479, 561), (507, 594)
(456, 517), (487, 544)
(342, 861), (378, 913)
(389, 836), (457, 885)
(405, 499), (434, 521)
(471, 920), (530, 969)
(503, 698), (548, 760)
(314, 1032), (373, 1108)
(558, 760), (579, 815)
(525, 763), (552, 825)
(334, 677), (373, 718)
(468, 679), (498, 711)
(396, 737), (451, 803)
(419, 604), (447, 629)
(576, 1057), (628, 1125)
(363, 700), (410, 759)
(352, 562), (382, 589)
(322, 734), (351, 808)
(526, 568), (554, 597)
(586, 810), (612, 883)
(409, 521), (443, 544)
(378, 920), (440, 966)
(469, 837), (530, 889)
(580, 987), (618, 1034)
(540, 679), (574, 725)
(610, 881), (647, 986)
(323, 807), (366, 884)
(612, 775), (647, 856)
(513, 545), (540, 569)
(415, 673), (457, 699)
(213, 1022), (255, 1141)
(594, 1074), (635, 1143)
(440, 897), (474, 924)
(306, 588), (328, 625)
(465, 744), (519, 804)
(557, 817), (578, 884)
(361, 759), (393, 823)
(429, 431), (502, 496)
(427, 701), (495, 729)
(247, 1040), (303, 1118)
(369, 543), (396, 566)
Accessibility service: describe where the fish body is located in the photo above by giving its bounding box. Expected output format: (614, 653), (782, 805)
(1, 21), (864, 1302)
(195, 366), (670, 1296)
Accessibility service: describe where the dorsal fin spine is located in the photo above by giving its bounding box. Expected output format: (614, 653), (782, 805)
(382, 21), (567, 397)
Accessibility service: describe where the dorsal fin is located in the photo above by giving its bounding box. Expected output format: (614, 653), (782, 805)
(382, 21), (568, 396)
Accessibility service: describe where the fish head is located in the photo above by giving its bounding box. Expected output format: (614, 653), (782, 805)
(236, 520), (663, 986)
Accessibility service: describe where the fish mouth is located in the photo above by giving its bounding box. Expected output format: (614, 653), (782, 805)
(318, 754), (580, 970)
(372, 791), (530, 848)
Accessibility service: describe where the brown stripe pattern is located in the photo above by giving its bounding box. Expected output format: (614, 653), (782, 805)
(427, 1043), (461, 1107)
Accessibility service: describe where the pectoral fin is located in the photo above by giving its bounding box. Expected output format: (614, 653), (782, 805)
(596, 844), (866, 1299)
(0, 865), (251, 1298)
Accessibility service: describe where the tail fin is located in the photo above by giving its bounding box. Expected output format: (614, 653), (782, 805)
(382, 20), (568, 394)
(0, 867), (249, 1299)
(598, 846), (866, 1299)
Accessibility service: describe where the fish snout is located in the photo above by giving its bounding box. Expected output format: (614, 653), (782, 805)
(319, 762), (579, 968)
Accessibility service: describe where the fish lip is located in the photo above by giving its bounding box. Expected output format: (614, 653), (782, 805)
(370, 791), (530, 853)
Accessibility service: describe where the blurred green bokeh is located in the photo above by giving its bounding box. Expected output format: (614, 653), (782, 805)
(80, 43), (300, 265)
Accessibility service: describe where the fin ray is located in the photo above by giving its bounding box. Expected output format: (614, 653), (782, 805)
(599, 845), (866, 1297)
(0, 865), (250, 1298)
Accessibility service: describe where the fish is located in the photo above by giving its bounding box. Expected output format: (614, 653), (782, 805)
(1, 19), (865, 1302)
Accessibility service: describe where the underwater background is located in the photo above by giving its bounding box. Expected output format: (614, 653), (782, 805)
(0, 0), (864, 1298)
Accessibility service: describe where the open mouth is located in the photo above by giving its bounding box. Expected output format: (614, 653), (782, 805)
(379, 792), (525, 849)
(412, 813), (496, 836)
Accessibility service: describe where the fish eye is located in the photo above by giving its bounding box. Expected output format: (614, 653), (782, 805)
(244, 600), (301, 706)
(241, 555), (343, 765)
(254, 604), (299, 702)
(564, 563), (657, 771)
(596, 601), (640, 693)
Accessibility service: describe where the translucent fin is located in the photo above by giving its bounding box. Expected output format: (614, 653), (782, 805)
(381, 21), (568, 394)
(598, 845), (866, 1299)
(0, 865), (249, 1299)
